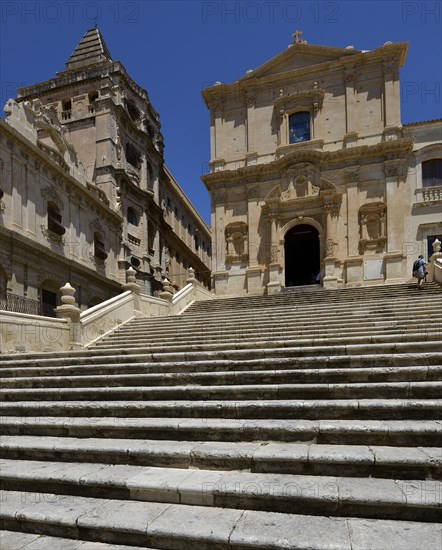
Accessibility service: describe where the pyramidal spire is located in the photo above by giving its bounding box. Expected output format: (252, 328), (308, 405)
(65, 27), (112, 71)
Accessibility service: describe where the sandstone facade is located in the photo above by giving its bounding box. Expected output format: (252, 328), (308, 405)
(202, 35), (441, 295)
(0, 28), (211, 315)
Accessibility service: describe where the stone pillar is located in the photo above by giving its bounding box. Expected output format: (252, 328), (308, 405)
(54, 283), (82, 349)
(186, 266), (196, 285)
(122, 266), (141, 311)
(427, 239), (442, 282)
(159, 277), (173, 302)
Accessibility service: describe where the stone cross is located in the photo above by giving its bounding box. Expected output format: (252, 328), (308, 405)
(292, 30), (304, 44)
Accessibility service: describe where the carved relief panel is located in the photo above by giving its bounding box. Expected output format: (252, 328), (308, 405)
(225, 222), (248, 264)
(359, 202), (387, 254)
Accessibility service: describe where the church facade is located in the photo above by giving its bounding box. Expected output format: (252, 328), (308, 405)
(202, 34), (441, 295)
(0, 28), (211, 315)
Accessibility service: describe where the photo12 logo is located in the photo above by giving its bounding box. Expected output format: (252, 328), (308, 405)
(1, 2), (141, 24)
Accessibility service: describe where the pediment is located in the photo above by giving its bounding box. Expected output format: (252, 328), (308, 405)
(240, 44), (361, 81)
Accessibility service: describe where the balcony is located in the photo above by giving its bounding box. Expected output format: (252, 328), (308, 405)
(0, 292), (55, 317)
(415, 186), (442, 207)
(61, 109), (72, 121)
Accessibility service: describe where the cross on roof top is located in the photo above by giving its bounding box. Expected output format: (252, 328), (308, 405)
(292, 30), (307, 44)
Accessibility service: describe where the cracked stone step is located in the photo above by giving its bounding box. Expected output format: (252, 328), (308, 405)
(1, 437), (440, 480)
(2, 365), (440, 388)
(1, 399), (441, 422)
(1, 460), (441, 522)
(1, 381), (441, 403)
(2, 490), (441, 550)
(1, 417), (440, 446)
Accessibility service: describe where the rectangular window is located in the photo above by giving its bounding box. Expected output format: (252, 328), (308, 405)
(289, 111), (311, 144)
(422, 159), (442, 187)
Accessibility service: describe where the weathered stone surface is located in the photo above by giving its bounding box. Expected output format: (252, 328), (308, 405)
(230, 510), (351, 549)
(347, 518), (442, 550)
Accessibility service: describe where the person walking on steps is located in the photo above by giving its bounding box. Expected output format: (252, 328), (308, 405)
(413, 255), (427, 289)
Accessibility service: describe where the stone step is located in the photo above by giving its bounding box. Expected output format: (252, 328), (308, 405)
(1, 381), (441, 403)
(1, 437), (440, 480)
(2, 490), (441, 550)
(187, 289), (442, 314)
(1, 460), (440, 522)
(127, 300), (442, 325)
(1, 352), (440, 379)
(2, 365), (440, 388)
(1, 338), (440, 367)
(1, 417), (440, 446)
(1, 398), (441, 421)
(94, 326), (441, 348)
(0, 530), (141, 550)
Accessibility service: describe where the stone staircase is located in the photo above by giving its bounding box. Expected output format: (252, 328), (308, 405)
(0, 283), (441, 549)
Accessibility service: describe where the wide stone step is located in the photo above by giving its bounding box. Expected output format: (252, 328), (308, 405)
(2, 490), (441, 550)
(0, 530), (141, 549)
(1, 437), (439, 480)
(2, 398), (441, 421)
(2, 365), (440, 388)
(94, 327), (441, 349)
(1, 352), (440, 379)
(1, 460), (440, 522)
(1, 417), (440, 446)
(2, 380), (441, 403)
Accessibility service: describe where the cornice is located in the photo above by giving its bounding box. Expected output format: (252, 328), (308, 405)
(201, 139), (415, 187)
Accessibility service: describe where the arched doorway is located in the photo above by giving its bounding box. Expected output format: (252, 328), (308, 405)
(284, 224), (320, 287)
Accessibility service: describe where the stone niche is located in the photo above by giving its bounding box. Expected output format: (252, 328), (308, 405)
(358, 202), (387, 254)
(225, 222), (248, 265)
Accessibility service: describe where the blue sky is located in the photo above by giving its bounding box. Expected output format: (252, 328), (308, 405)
(1, 0), (441, 225)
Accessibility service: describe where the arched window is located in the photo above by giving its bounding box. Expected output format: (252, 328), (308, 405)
(47, 202), (65, 235)
(94, 232), (107, 260)
(127, 207), (139, 226)
(422, 159), (442, 187)
(289, 111), (311, 144)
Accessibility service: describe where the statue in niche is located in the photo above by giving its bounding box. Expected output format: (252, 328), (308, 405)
(225, 222), (248, 263)
(359, 202), (387, 253)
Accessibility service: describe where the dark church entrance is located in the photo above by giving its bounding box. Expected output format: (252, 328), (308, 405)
(284, 224), (320, 287)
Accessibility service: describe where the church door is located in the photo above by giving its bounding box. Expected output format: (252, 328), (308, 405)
(284, 224), (320, 287)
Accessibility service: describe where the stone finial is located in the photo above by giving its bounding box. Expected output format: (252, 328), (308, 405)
(432, 239), (441, 254)
(126, 266), (137, 283)
(122, 266), (141, 295)
(60, 282), (76, 305)
(159, 277), (173, 302)
(186, 267), (196, 285)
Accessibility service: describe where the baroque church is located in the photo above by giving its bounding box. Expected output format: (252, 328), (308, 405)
(202, 32), (441, 296)
(0, 28), (211, 315)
